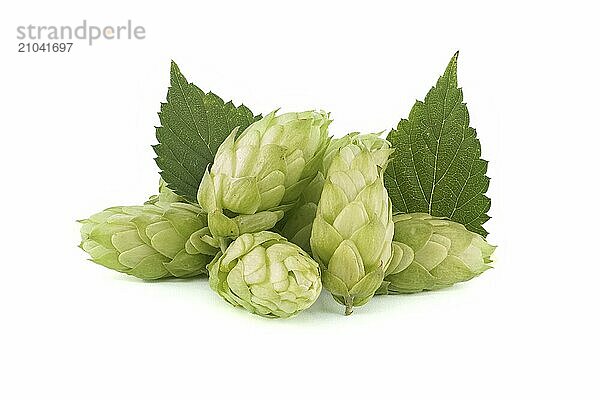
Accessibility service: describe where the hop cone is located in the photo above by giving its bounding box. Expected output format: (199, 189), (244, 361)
(209, 231), (322, 318)
(310, 134), (394, 315)
(277, 133), (362, 253)
(198, 110), (331, 239)
(378, 213), (496, 294)
(79, 202), (218, 279)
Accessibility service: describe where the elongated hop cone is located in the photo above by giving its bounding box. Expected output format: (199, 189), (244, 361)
(310, 134), (395, 315)
(198, 110), (331, 238)
(79, 202), (218, 279)
(209, 231), (322, 318)
(278, 133), (385, 254)
(277, 171), (325, 254)
(377, 213), (496, 294)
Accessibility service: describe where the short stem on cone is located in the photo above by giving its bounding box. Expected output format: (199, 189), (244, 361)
(344, 296), (354, 316)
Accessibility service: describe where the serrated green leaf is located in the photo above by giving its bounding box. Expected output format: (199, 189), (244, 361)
(154, 61), (261, 202)
(384, 52), (491, 237)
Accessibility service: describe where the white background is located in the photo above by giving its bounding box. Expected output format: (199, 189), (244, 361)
(1, 1), (598, 399)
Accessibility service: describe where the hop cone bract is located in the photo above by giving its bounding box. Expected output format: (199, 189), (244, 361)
(145, 178), (187, 205)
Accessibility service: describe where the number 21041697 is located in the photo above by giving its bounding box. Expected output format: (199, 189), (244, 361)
(18, 42), (73, 53)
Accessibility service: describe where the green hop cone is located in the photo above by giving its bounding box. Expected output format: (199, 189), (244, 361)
(198, 110), (331, 239)
(322, 132), (366, 173)
(310, 134), (395, 315)
(277, 133), (365, 253)
(378, 213), (496, 294)
(209, 231), (322, 318)
(79, 202), (218, 279)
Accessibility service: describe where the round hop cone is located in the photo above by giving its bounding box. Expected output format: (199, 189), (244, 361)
(79, 202), (218, 279)
(310, 134), (394, 315)
(209, 231), (322, 318)
(197, 110), (331, 239)
(377, 213), (496, 294)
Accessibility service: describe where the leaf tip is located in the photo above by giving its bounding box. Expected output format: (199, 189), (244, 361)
(170, 60), (186, 84)
(441, 51), (460, 84)
(448, 51), (459, 69)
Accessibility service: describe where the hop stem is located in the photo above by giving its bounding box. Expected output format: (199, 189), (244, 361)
(344, 296), (354, 316)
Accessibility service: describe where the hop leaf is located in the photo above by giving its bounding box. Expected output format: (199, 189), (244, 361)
(154, 61), (261, 203)
(384, 52), (491, 236)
